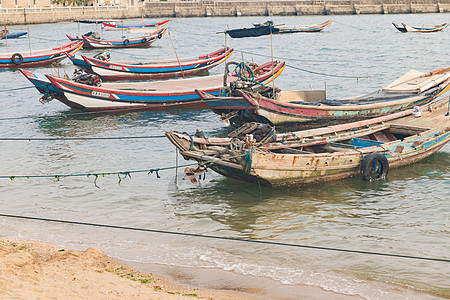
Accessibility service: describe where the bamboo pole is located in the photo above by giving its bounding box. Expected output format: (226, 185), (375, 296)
(27, 27), (32, 55)
(168, 29), (185, 79)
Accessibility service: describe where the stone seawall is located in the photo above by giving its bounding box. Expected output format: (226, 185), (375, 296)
(144, 0), (450, 18)
(1, 0), (450, 26)
(0, 6), (141, 26)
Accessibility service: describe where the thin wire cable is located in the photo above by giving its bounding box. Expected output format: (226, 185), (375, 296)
(0, 213), (447, 263)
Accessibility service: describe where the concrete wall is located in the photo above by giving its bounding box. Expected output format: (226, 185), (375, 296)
(0, 5), (141, 25)
(1, 0), (450, 25)
(143, 0), (450, 18)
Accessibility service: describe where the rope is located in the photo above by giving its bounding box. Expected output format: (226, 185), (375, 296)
(0, 213), (447, 263)
(183, 131), (195, 151)
(0, 163), (192, 180)
(232, 49), (367, 79)
(286, 64), (367, 79)
(0, 147), (251, 187)
(234, 49), (337, 63)
(243, 148), (256, 173)
(0, 86), (35, 93)
(332, 20), (365, 31)
(0, 135), (166, 141)
(0, 105), (177, 121)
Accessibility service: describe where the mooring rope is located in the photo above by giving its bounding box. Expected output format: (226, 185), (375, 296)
(233, 49), (367, 79)
(0, 135), (166, 141)
(0, 86), (35, 93)
(234, 49), (337, 63)
(285, 64), (366, 79)
(332, 20), (366, 31)
(0, 105), (180, 121)
(0, 213), (447, 263)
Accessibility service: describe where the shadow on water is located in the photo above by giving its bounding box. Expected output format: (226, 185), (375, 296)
(36, 107), (219, 137)
(165, 149), (450, 235)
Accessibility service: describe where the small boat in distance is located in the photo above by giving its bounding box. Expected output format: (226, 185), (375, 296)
(166, 95), (450, 187)
(392, 22), (448, 32)
(2, 31), (27, 39)
(0, 41), (83, 68)
(254, 20), (332, 33)
(102, 19), (170, 30)
(225, 22), (280, 38)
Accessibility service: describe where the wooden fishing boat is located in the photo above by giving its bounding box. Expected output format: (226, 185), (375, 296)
(81, 28), (167, 49)
(102, 20), (170, 30)
(65, 51), (107, 70)
(0, 41), (83, 68)
(165, 95), (450, 187)
(198, 68), (450, 127)
(226, 22), (280, 38)
(0, 30), (8, 39)
(21, 61), (285, 112)
(2, 31), (27, 39)
(66, 31), (101, 49)
(392, 22), (448, 33)
(81, 47), (234, 81)
(255, 20), (332, 33)
(19, 69), (62, 96)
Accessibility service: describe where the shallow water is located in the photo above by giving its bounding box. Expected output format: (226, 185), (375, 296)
(0, 14), (449, 299)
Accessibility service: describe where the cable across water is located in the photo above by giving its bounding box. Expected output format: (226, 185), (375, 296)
(0, 213), (447, 263)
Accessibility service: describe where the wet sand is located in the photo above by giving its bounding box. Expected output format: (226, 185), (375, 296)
(0, 237), (362, 299)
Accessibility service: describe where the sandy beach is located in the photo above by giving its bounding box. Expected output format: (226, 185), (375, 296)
(0, 237), (362, 299)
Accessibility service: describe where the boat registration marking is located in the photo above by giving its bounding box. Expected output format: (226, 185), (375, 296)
(108, 65), (122, 70)
(92, 91), (111, 98)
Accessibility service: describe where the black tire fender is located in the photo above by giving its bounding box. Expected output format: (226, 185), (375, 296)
(360, 152), (389, 181)
(157, 33), (162, 39)
(11, 53), (23, 65)
(123, 39), (130, 45)
(141, 37), (147, 43)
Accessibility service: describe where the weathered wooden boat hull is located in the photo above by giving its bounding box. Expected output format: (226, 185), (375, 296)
(200, 68), (450, 126)
(241, 85), (449, 126)
(275, 20), (332, 33)
(393, 22), (448, 32)
(83, 47), (234, 81)
(167, 96), (450, 187)
(0, 41), (82, 68)
(208, 138), (448, 186)
(25, 61), (284, 112)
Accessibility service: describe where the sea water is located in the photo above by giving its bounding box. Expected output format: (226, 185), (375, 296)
(0, 14), (449, 299)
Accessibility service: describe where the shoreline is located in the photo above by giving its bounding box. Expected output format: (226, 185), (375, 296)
(1, 1), (450, 26)
(0, 237), (362, 299)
